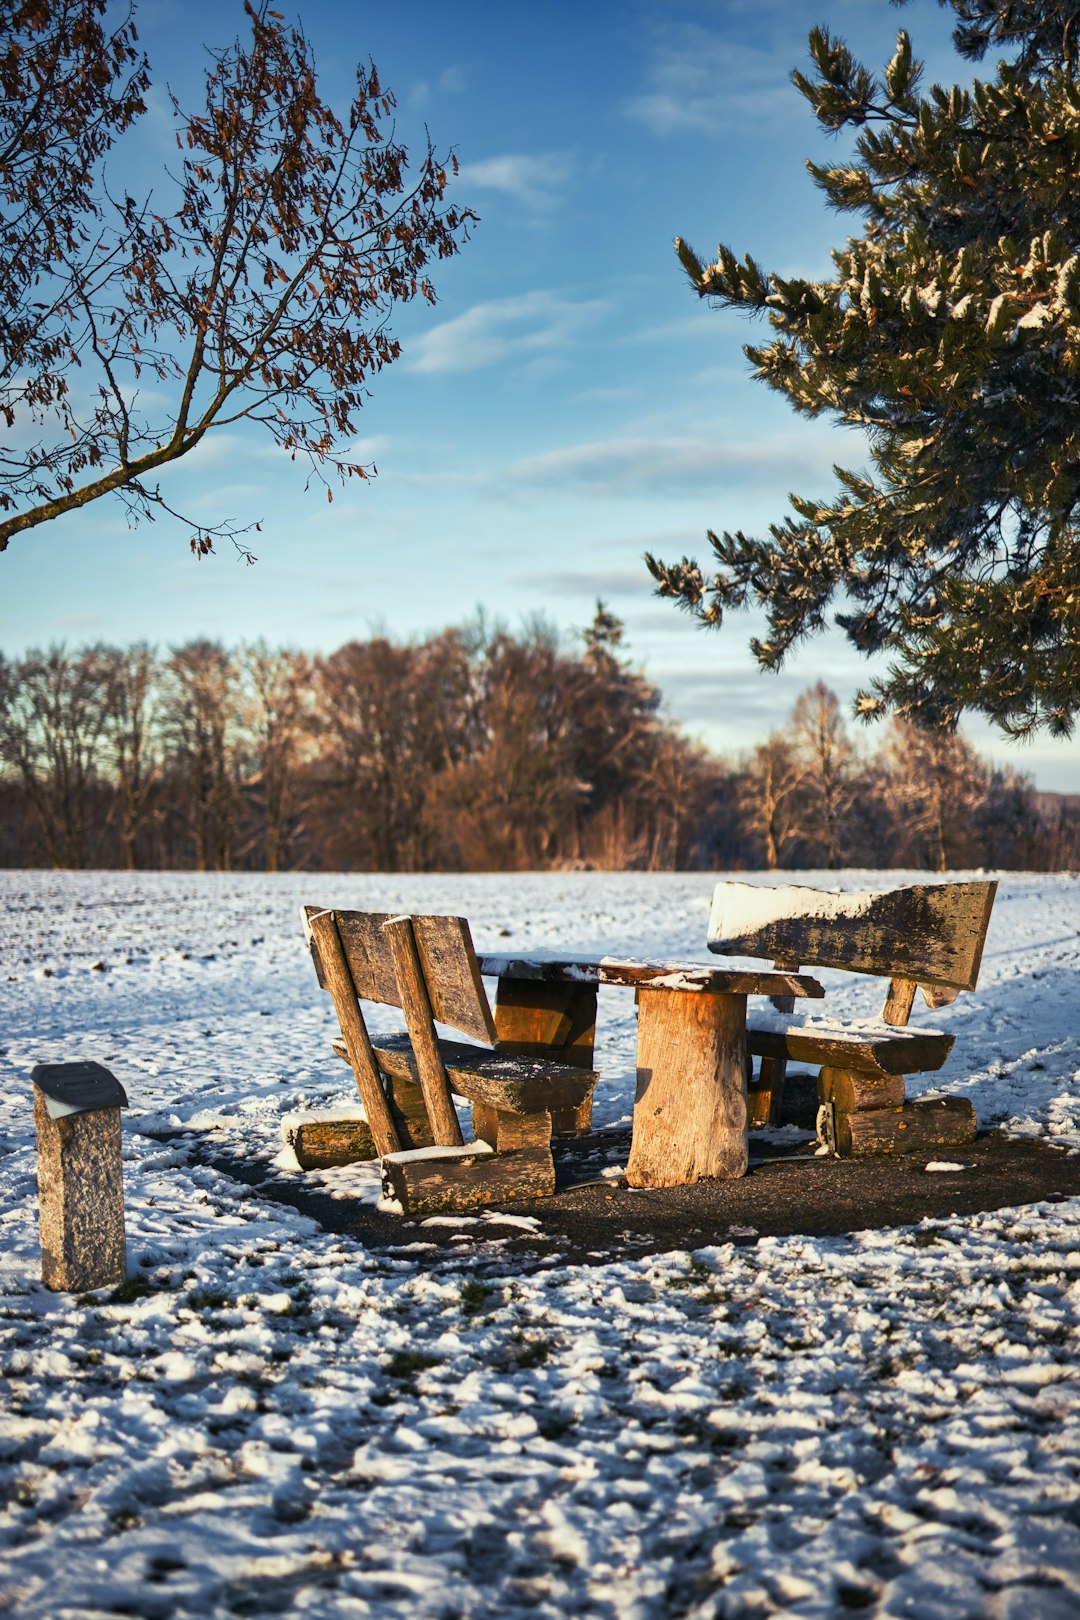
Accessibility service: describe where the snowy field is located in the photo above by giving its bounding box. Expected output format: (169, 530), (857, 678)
(1, 867), (1079, 1618)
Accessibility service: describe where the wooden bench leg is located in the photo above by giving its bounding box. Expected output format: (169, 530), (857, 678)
(749, 1056), (788, 1128)
(472, 1105), (552, 1152)
(385, 1071), (436, 1149)
(839, 1097), (977, 1156)
(492, 978), (598, 1136)
(819, 1066), (906, 1117)
(819, 1065), (976, 1155)
(819, 1065), (905, 1156)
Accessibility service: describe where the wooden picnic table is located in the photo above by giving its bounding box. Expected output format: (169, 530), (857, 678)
(475, 952), (824, 1188)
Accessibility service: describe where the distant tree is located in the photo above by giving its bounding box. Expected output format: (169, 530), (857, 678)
(881, 719), (991, 870)
(0, 645), (109, 866)
(161, 641), (239, 870)
(0, 0), (474, 559)
(789, 683), (858, 866)
(97, 642), (159, 869)
(237, 644), (313, 872)
(438, 625), (584, 870)
(648, 0), (1080, 739)
(736, 737), (805, 870)
(314, 636), (473, 870)
(974, 763), (1043, 866)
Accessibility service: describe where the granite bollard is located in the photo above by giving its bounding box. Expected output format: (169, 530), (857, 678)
(32, 1062), (128, 1292)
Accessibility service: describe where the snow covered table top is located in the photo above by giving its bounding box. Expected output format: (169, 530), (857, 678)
(476, 952), (824, 999)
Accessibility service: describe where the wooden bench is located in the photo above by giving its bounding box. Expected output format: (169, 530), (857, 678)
(707, 879), (997, 1156)
(302, 907), (599, 1213)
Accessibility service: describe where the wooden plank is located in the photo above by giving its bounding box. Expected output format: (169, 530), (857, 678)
(301, 904), (329, 990)
(382, 916), (463, 1147)
(411, 915), (497, 1044)
(307, 910), (401, 1157)
(708, 880), (998, 990)
(492, 977), (598, 1134)
(476, 953), (824, 999)
(626, 986), (748, 1187)
(748, 1024), (954, 1078)
(382, 1144), (556, 1215)
(819, 1065), (906, 1115)
(477, 953), (605, 984)
(307, 907), (401, 1005)
(837, 1097), (977, 1157)
(371, 1037), (597, 1117)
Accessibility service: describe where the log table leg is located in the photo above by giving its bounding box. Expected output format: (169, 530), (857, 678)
(492, 977), (598, 1135)
(626, 988), (749, 1187)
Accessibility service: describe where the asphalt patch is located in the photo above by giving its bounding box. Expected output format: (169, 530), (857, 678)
(189, 1074), (1080, 1268)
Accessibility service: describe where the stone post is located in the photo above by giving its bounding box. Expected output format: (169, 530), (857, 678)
(32, 1062), (128, 1292)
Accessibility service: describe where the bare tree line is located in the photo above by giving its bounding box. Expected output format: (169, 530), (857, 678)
(0, 616), (1075, 873)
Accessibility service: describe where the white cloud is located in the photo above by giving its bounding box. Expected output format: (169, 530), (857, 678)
(624, 22), (799, 136)
(456, 152), (573, 210)
(505, 427), (841, 496)
(408, 63), (467, 109)
(337, 434), (392, 468)
(405, 291), (608, 376)
(511, 565), (658, 600)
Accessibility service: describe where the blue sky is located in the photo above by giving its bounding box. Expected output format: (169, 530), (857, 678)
(5, 0), (1078, 789)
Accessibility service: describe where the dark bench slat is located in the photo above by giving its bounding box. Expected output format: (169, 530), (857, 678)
(708, 880), (997, 991)
(747, 1025), (954, 1078)
(333, 1033), (598, 1115)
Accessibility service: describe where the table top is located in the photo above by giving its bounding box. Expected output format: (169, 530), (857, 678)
(475, 952), (823, 999)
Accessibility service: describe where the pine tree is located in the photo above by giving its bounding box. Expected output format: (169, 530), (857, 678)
(646, 0), (1080, 739)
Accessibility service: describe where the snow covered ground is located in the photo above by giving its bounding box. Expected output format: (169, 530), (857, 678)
(1, 868), (1079, 1617)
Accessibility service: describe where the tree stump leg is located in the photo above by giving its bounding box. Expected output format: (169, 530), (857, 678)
(819, 1065), (909, 1155)
(839, 1096), (977, 1156)
(284, 1113), (377, 1169)
(819, 1065), (907, 1116)
(626, 988), (748, 1187)
(472, 1107), (551, 1152)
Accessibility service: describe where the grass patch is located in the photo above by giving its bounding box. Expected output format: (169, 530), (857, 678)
(459, 1279), (494, 1318)
(512, 1337), (551, 1370)
(185, 1286), (229, 1312)
(837, 1584), (878, 1610)
(537, 1413), (574, 1441)
(108, 1277), (155, 1305)
(384, 1350), (442, 1383)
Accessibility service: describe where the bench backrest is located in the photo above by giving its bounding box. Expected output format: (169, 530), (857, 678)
(303, 906), (497, 1044)
(708, 879), (997, 992)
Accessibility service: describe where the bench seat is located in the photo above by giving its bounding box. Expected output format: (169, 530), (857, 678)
(747, 1023), (954, 1078)
(332, 1031), (598, 1116)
